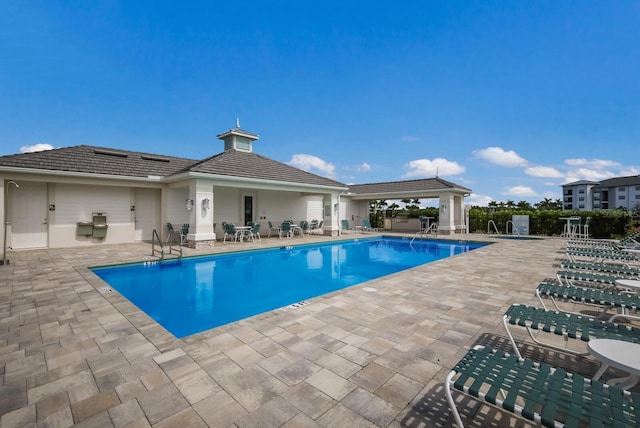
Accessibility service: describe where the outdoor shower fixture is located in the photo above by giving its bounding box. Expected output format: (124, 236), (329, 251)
(185, 198), (194, 210)
(2, 180), (19, 266)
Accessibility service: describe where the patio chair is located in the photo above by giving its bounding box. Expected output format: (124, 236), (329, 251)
(341, 219), (352, 233)
(536, 281), (640, 315)
(166, 222), (179, 244)
(502, 303), (640, 359)
(250, 222), (261, 241)
(300, 220), (310, 235)
(279, 221), (292, 239)
(444, 345), (640, 428)
(268, 220), (284, 238)
(312, 220), (324, 235)
(181, 224), (189, 244)
(223, 223), (243, 243)
(362, 218), (378, 232)
(580, 216), (591, 238)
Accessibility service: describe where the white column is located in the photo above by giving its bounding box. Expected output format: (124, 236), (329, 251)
(438, 192), (455, 235)
(325, 193), (340, 236)
(188, 180), (215, 242)
(453, 195), (467, 233)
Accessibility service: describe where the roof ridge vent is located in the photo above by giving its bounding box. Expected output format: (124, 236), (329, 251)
(141, 155), (170, 162)
(94, 148), (128, 158)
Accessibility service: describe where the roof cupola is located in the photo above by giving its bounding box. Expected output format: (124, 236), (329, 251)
(216, 118), (259, 153)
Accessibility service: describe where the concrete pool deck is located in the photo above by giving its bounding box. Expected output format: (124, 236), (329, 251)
(0, 233), (628, 427)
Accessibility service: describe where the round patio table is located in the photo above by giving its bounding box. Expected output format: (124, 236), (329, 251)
(588, 339), (640, 389)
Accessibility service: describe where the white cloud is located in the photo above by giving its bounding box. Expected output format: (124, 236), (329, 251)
(287, 154), (336, 178)
(524, 166), (564, 178)
(503, 186), (538, 197)
(357, 162), (371, 172)
(472, 147), (528, 167)
(620, 166), (640, 176)
(565, 158), (621, 168)
(402, 158), (465, 178)
(20, 143), (53, 153)
(467, 193), (494, 206)
(402, 136), (420, 142)
(566, 168), (615, 181)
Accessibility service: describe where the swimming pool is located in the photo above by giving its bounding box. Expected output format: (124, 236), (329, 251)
(93, 237), (487, 337)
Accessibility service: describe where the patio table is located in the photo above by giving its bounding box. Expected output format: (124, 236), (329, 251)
(235, 226), (253, 242)
(589, 339), (640, 389)
(615, 278), (640, 293)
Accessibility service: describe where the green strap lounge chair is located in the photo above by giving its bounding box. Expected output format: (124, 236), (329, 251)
(341, 219), (352, 233)
(556, 269), (619, 287)
(566, 247), (639, 266)
(536, 282), (640, 314)
(445, 346), (640, 427)
(502, 304), (640, 359)
(559, 261), (640, 278)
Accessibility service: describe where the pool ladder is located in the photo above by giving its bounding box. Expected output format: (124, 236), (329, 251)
(487, 220), (500, 235)
(487, 220), (522, 237)
(151, 229), (183, 262)
(410, 222), (438, 247)
(505, 221), (521, 237)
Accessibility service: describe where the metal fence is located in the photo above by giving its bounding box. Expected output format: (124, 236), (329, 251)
(468, 210), (632, 238)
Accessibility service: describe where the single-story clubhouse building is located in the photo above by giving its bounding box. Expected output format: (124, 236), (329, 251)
(0, 125), (471, 251)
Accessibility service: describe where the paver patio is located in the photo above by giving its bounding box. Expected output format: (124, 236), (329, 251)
(0, 233), (625, 427)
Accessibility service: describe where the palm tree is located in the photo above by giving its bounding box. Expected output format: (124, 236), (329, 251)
(535, 198), (554, 210)
(387, 203), (400, 217)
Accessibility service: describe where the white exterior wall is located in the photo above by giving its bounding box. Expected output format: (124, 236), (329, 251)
(49, 183), (135, 248)
(166, 187), (191, 226)
(340, 200), (368, 227)
(634, 185), (640, 210)
(213, 187), (242, 225)
(214, 188), (325, 230)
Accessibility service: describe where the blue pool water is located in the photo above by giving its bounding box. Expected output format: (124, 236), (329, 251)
(93, 237), (487, 337)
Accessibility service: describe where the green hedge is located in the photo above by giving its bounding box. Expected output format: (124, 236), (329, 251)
(468, 209), (633, 238)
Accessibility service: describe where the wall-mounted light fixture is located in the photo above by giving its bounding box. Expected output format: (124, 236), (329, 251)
(202, 198), (210, 210)
(185, 198), (194, 210)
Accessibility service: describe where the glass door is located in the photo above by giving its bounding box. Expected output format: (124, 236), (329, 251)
(244, 196), (253, 225)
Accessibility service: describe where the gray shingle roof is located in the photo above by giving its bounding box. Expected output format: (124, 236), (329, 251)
(0, 145), (196, 178)
(348, 177), (471, 195)
(178, 149), (346, 187)
(594, 175), (640, 189)
(0, 145), (471, 195)
(0, 145), (347, 188)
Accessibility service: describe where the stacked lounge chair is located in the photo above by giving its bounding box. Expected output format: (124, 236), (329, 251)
(445, 346), (640, 427)
(444, 230), (640, 427)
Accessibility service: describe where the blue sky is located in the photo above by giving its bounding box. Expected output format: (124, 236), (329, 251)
(2, 1), (639, 206)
